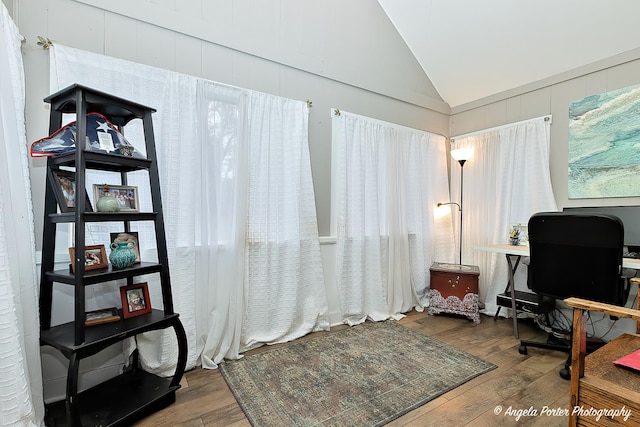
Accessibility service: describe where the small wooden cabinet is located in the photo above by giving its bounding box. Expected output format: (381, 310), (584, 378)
(429, 262), (480, 323)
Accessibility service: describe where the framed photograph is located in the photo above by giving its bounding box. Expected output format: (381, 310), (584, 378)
(85, 307), (120, 326)
(93, 183), (140, 212)
(50, 169), (93, 213)
(69, 244), (108, 272)
(110, 232), (141, 263)
(509, 223), (529, 246)
(120, 282), (152, 319)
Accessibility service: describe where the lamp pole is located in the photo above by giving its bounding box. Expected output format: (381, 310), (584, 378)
(449, 147), (472, 265)
(457, 159), (466, 265)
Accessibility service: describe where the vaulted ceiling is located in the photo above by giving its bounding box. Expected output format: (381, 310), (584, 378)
(377, 0), (640, 109)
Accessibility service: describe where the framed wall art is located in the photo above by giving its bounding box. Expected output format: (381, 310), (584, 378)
(568, 83), (640, 198)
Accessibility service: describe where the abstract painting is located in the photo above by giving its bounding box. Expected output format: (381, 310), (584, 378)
(568, 83), (640, 198)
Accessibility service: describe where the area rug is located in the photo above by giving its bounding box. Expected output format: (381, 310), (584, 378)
(219, 320), (496, 426)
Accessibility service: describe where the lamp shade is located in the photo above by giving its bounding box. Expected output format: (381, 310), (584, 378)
(450, 147), (473, 161)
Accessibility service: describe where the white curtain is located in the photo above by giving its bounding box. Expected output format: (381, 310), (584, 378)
(0, 4), (44, 426)
(196, 82), (329, 364)
(451, 116), (557, 315)
(50, 45), (328, 374)
(332, 111), (454, 325)
(193, 81), (247, 368)
(241, 93), (329, 349)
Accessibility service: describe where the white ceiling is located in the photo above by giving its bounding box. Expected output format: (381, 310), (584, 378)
(377, 0), (640, 108)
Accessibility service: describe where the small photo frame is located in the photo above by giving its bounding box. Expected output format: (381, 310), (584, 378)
(85, 307), (120, 326)
(69, 244), (108, 272)
(110, 232), (141, 263)
(509, 223), (529, 246)
(50, 169), (93, 213)
(93, 184), (140, 212)
(120, 282), (152, 319)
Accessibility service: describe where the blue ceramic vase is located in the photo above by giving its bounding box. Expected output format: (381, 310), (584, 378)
(109, 241), (136, 269)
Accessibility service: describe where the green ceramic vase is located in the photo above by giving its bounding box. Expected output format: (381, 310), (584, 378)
(97, 194), (121, 212)
(109, 241), (136, 269)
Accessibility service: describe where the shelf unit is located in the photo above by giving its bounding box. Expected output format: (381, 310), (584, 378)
(38, 84), (187, 426)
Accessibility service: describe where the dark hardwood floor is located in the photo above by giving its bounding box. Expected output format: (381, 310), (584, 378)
(134, 310), (570, 426)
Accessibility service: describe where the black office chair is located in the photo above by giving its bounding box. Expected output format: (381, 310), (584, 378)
(518, 212), (629, 379)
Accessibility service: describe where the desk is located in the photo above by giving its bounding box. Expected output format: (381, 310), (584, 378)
(476, 244), (640, 338)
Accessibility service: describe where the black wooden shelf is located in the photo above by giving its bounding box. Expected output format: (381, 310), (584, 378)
(48, 211), (158, 224)
(49, 150), (152, 172)
(44, 370), (178, 427)
(41, 310), (179, 359)
(38, 84), (186, 426)
(45, 83), (156, 126)
(45, 262), (163, 286)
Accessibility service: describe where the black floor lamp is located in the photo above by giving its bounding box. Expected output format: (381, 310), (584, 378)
(438, 147), (472, 265)
(430, 146), (479, 321)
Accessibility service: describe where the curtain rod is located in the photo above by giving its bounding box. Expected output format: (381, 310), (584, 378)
(450, 114), (552, 142)
(331, 108), (449, 141)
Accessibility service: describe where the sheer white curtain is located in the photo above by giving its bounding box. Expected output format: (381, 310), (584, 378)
(194, 81), (247, 368)
(332, 111), (454, 325)
(0, 4), (44, 425)
(197, 84), (329, 364)
(241, 93), (329, 349)
(451, 116), (557, 315)
(50, 45), (328, 373)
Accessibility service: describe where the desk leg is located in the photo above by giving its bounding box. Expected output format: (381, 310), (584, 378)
(506, 254), (521, 339)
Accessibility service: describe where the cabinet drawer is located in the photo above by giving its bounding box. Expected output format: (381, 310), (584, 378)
(430, 263), (479, 299)
(431, 272), (478, 292)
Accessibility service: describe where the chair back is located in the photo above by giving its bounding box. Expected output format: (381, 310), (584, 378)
(527, 212), (625, 305)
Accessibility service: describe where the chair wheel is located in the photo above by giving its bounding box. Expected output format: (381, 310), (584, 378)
(518, 345), (527, 355)
(559, 367), (571, 380)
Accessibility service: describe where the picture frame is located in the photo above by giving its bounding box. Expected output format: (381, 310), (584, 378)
(120, 282), (152, 319)
(69, 244), (108, 272)
(110, 232), (141, 263)
(50, 169), (93, 213)
(509, 223), (529, 246)
(93, 183), (140, 212)
(85, 307), (120, 326)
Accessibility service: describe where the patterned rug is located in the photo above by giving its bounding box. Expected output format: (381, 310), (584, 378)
(219, 320), (496, 426)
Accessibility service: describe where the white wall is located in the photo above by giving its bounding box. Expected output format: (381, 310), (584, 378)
(1, 0), (11, 14)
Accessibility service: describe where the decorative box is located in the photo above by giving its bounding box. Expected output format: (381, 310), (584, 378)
(428, 262), (480, 323)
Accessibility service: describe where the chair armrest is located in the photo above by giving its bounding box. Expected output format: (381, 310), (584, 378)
(567, 284), (640, 425)
(564, 297), (640, 322)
